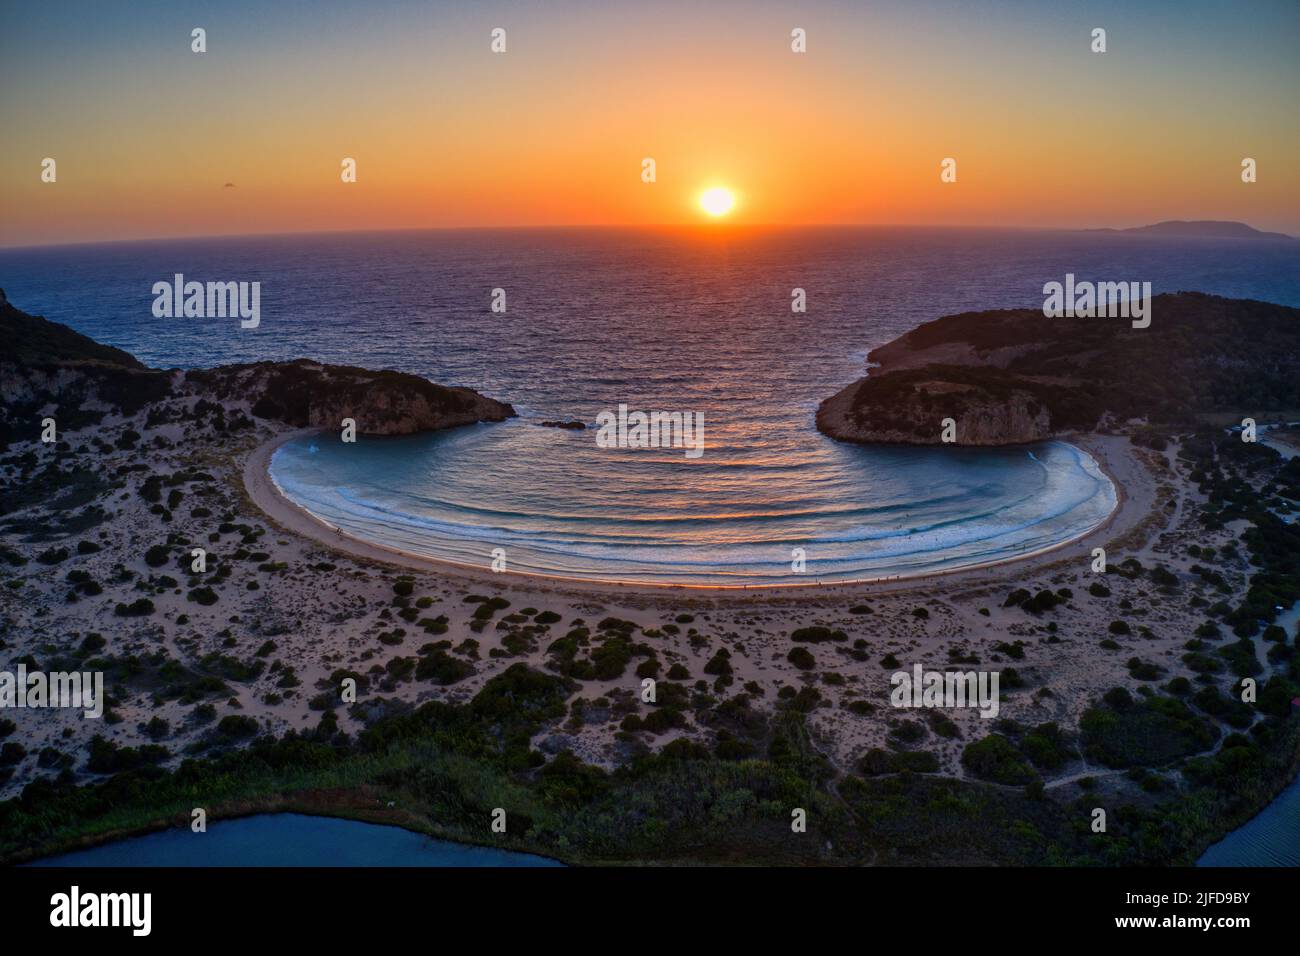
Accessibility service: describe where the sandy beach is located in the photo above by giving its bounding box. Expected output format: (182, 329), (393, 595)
(218, 419), (1179, 778)
(2, 368), (1243, 815)
(244, 426), (1144, 599)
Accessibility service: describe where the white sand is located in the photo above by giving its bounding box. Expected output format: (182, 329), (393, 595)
(2, 409), (1256, 798)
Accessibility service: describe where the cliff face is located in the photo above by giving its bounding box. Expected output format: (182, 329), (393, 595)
(817, 292), (1300, 447)
(0, 293), (514, 447)
(186, 361), (514, 435)
(817, 375), (1053, 445)
(0, 290), (175, 446)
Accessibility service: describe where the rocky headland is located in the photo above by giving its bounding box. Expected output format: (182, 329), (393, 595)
(817, 292), (1300, 446)
(0, 289), (514, 451)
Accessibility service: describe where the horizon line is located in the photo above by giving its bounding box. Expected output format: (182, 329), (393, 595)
(1, 219), (1293, 253)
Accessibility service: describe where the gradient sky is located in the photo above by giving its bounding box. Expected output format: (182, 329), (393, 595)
(2, 0), (1297, 246)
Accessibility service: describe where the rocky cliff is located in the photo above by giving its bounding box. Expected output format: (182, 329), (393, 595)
(188, 360), (514, 435)
(0, 292), (515, 447)
(817, 370), (1055, 445)
(817, 292), (1300, 446)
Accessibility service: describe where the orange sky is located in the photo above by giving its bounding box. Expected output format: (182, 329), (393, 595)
(2, 0), (1297, 247)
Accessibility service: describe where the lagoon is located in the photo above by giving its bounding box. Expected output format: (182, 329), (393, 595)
(29, 813), (563, 867)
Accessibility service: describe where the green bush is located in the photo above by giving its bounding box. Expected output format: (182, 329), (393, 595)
(114, 598), (155, 617)
(858, 748), (939, 775)
(187, 586), (218, 605)
(960, 734), (1036, 784)
(1080, 694), (1215, 768)
(216, 715), (260, 738)
(787, 647), (816, 670)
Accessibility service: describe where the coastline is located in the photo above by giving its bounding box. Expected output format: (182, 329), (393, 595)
(7, 347), (1295, 868)
(10, 283), (1296, 866)
(243, 427), (1142, 598)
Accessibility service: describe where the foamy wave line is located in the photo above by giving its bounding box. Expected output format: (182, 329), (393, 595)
(269, 439), (1115, 581)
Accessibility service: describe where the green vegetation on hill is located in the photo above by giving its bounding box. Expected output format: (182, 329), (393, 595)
(188, 359), (512, 430)
(0, 292), (144, 367)
(821, 293), (1300, 443)
(0, 294), (514, 449)
(0, 298), (173, 448)
(3, 650), (1297, 866)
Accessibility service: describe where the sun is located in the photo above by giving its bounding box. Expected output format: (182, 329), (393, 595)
(699, 186), (736, 217)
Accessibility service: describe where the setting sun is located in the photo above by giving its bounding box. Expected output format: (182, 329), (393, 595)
(699, 187), (736, 218)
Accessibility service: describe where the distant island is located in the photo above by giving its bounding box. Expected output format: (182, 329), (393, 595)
(1083, 220), (1293, 241)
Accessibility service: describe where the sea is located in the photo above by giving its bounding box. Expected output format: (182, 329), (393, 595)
(3, 226), (1298, 585)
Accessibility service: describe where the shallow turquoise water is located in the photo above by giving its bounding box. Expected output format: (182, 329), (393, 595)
(270, 430), (1116, 585)
(28, 813), (563, 867)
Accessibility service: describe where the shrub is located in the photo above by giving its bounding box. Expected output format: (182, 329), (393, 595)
(187, 586), (218, 605)
(1003, 588), (1031, 607)
(1020, 724), (1068, 770)
(216, 715), (260, 738)
(703, 649), (732, 676)
(115, 598), (155, 616)
(415, 650), (474, 685)
(77, 633), (106, 657)
(960, 734), (1035, 784)
(889, 720), (927, 746)
(787, 647), (816, 670)
(1165, 676), (1192, 696)
(790, 626), (846, 643)
(1021, 590), (1064, 614)
(1150, 566), (1179, 588)
(858, 748), (939, 775)
(1126, 658), (1161, 680)
(1080, 694), (1215, 768)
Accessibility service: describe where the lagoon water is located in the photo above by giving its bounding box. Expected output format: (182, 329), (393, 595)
(3, 227), (1296, 583)
(1198, 772), (1300, 867)
(29, 813), (562, 867)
